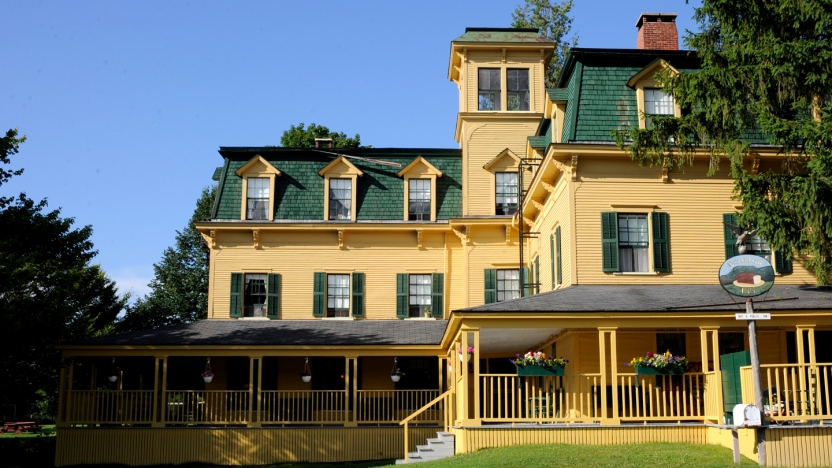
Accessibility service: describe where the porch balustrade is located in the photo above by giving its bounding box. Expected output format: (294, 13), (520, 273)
(66, 390), (154, 424)
(617, 372), (707, 421)
(163, 390), (250, 424)
(740, 363), (832, 422)
(355, 390), (440, 423)
(480, 373), (602, 422)
(260, 390), (347, 424)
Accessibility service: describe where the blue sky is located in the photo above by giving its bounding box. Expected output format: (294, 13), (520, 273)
(2, 0), (700, 300)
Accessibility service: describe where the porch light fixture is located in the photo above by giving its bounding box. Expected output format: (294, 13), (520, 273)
(390, 357), (404, 383)
(202, 358), (214, 383)
(301, 358), (312, 383)
(107, 357), (118, 383)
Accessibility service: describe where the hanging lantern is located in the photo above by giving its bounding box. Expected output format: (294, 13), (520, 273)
(107, 358), (118, 383)
(301, 358), (312, 383)
(202, 358), (214, 383)
(390, 357), (404, 383)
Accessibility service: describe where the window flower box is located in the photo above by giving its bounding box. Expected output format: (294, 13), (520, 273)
(516, 365), (565, 377)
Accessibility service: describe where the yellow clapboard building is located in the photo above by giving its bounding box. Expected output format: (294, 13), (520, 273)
(56, 13), (832, 467)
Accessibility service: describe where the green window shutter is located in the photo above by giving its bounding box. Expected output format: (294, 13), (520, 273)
(431, 273), (444, 318)
(556, 226), (563, 285)
(396, 273), (408, 318)
(313, 272), (326, 317)
(652, 212), (670, 272)
(230, 273), (243, 317)
(723, 213), (740, 259)
(522, 266), (530, 297)
(550, 234), (556, 289)
(484, 269), (497, 304)
(534, 257), (540, 294)
(351, 272), (365, 317)
(775, 250), (793, 274)
(267, 273), (281, 319)
(601, 212), (619, 272)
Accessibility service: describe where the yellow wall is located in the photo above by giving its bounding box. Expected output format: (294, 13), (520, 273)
(528, 172), (572, 291)
(55, 426), (438, 466)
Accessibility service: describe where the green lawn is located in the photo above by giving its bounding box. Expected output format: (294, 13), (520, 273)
(375, 443), (758, 468)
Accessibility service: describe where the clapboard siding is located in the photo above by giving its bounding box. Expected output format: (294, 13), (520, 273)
(466, 225), (522, 308)
(529, 173), (572, 292)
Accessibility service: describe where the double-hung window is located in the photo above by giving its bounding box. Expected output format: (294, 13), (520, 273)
(644, 88), (674, 128)
(618, 214), (650, 272)
(408, 179), (431, 221)
(495, 172), (519, 215)
(507, 69), (530, 111)
(327, 274), (350, 317)
(329, 178), (352, 220)
(409, 274), (432, 317)
(497, 269), (520, 302)
(478, 68), (501, 111)
(243, 273), (267, 317)
(246, 178), (270, 220)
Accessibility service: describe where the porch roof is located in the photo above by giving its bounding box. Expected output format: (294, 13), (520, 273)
(456, 285), (832, 313)
(65, 319), (448, 347)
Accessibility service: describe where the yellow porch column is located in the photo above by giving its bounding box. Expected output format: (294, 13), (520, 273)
(57, 365), (68, 427)
(248, 357), (261, 427)
(345, 356), (357, 427)
(796, 325), (816, 420)
(699, 327), (721, 424)
(598, 328), (620, 425)
(472, 328), (481, 425)
(461, 329), (470, 424)
(157, 356), (168, 427)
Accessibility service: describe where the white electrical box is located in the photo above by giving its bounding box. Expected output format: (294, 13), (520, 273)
(733, 404), (762, 427)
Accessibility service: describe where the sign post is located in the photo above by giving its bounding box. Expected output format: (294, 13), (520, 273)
(720, 254), (775, 467)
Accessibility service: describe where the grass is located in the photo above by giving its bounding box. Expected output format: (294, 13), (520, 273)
(377, 443), (758, 468)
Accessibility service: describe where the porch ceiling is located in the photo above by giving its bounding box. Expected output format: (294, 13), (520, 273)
(480, 328), (561, 354)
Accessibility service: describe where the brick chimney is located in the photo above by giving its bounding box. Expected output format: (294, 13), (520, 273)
(636, 13), (678, 50)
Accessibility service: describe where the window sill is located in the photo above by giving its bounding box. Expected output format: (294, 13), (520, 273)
(322, 317), (355, 320)
(239, 317), (271, 320)
(612, 272), (659, 276)
(404, 317), (438, 321)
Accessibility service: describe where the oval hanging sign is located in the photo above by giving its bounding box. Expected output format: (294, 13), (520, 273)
(719, 255), (775, 297)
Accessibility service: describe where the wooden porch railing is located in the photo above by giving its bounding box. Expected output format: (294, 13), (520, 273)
(66, 390), (154, 424)
(259, 390), (347, 424)
(399, 388), (454, 464)
(163, 390), (250, 424)
(740, 363), (832, 422)
(617, 372), (707, 421)
(480, 373), (602, 423)
(355, 390), (440, 423)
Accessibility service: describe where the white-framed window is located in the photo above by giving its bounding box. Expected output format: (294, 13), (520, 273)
(243, 273), (267, 317)
(329, 178), (352, 220)
(618, 214), (649, 272)
(478, 68), (501, 110)
(644, 88), (674, 128)
(408, 179), (431, 221)
(497, 269), (520, 302)
(246, 178), (270, 220)
(495, 172), (519, 215)
(327, 274), (350, 317)
(507, 69), (530, 111)
(409, 274), (432, 317)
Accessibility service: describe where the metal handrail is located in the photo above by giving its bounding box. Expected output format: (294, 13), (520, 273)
(399, 388), (454, 464)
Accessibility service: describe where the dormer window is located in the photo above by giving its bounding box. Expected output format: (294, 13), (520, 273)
(644, 88), (674, 128)
(408, 179), (431, 221)
(507, 69), (529, 111)
(235, 155), (281, 221)
(478, 68), (501, 110)
(495, 172), (519, 215)
(246, 178), (270, 220)
(397, 156), (443, 222)
(329, 179), (352, 220)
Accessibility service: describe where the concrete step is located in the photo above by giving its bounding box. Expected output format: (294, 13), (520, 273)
(396, 431), (455, 464)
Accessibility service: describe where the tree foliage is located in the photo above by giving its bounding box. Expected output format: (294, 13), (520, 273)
(0, 128), (26, 208)
(0, 195), (126, 411)
(613, 0), (832, 284)
(511, 0), (578, 88)
(116, 186), (215, 332)
(279, 123), (366, 148)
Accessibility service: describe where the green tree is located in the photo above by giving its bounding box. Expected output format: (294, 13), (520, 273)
(279, 123), (366, 148)
(512, 0), (578, 88)
(0, 128), (26, 208)
(116, 186), (215, 332)
(0, 195), (126, 413)
(613, 1), (832, 284)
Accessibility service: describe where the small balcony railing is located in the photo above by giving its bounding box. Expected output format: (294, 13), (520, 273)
(741, 363), (832, 423)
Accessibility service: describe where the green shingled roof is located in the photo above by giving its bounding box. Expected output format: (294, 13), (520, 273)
(547, 88), (568, 101)
(453, 28), (554, 44)
(212, 167), (223, 181)
(212, 148), (462, 221)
